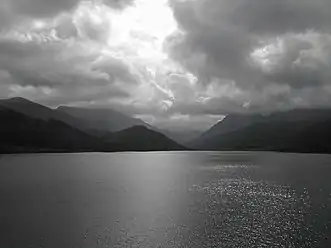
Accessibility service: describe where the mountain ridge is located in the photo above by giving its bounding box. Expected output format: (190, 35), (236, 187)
(191, 108), (331, 147)
(104, 125), (186, 151)
(2, 97), (331, 154)
(56, 105), (148, 134)
(190, 109), (331, 153)
(0, 97), (186, 153)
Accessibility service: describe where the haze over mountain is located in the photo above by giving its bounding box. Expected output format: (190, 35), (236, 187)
(57, 106), (149, 135)
(158, 129), (202, 145)
(3, 0), (331, 132)
(191, 109), (331, 153)
(0, 97), (196, 145)
(0, 97), (76, 122)
(56, 104), (201, 145)
(0, 97), (92, 133)
(0, 97), (151, 134)
(104, 125), (185, 151)
(1, 96), (331, 154)
(0, 106), (102, 153)
(0, 97), (185, 153)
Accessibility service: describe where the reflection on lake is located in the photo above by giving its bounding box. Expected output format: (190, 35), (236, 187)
(0, 152), (331, 247)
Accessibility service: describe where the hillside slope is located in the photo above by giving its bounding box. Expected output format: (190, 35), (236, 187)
(191, 109), (331, 147)
(0, 98), (186, 153)
(0, 107), (104, 153)
(57, 106), (148, 134)
(190, 109), (331, 153)
(104, 126), (186, 151)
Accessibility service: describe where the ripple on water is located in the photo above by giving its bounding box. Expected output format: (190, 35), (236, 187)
(187, 177), (316, 248)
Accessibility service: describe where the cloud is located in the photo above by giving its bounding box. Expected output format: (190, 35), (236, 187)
(0, 8), (134, 107)
(2, 0), (331, 131)
(0, 0), (182, 119)
(4, 0), (78, 18)
(228, 0), (331, 34)
(0, 0), (134, 21)
(253, 32), (331, 89)
(166, 0), (331, 116)
(103, 0), (134, 9)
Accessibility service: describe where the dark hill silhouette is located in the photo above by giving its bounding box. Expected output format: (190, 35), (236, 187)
(159, 129), (202, 145)
(0, 107), (104, 153)
(0, 97), (195, 144)
(104, 126), (186, 151)
(0, 98), (186, 153)
(191, 114), (262, 147)
(0, 97), (91, 133)
(2, 97), (331, 154)
(190, 109), (331, 148)
(0, 97), (53, 120)
(0, 97), (152, 137)
(56, 106), (197, 144)
(0, 97), (56, 120)
(190, 109), (331, 153)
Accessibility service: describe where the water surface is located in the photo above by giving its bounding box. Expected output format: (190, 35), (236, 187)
(0, 152), (331, 247)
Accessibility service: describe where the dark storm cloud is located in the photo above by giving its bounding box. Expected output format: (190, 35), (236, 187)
(92, 57), (139, 85)
(5, 0), (79, 18)
(37, 81), (131, 107)
(169, 0), (331, 35)
(1, 0), (134, 19)
(0, 36), (133, 107)
(166, 0), (331, 113)
(2, 0), (331, 129)
(259, 32), (331, 89)
(103, 0), (134, 9)
(228, 0), (331, 34)
(166, 0), (259, 92)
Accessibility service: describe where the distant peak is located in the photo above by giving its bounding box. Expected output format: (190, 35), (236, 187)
(56, 106), (92, 112)
(8, 97), (31, 102)
(0, 97), (37, 105)
(128, 125), (150, 131)
(56, 105), (68, 110)
(116, 125), (155, 135)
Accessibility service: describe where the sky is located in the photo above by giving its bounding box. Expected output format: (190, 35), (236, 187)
(1, 0), (331, 131)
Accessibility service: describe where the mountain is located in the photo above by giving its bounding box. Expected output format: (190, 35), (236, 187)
(190, 114), (262, 146)
(57, 106), (149, 135)
(56, 105), (197, 144)
(0, 97), (89, 133)
(0, 97), (54, 120)
(103, 126), (186, 151)
(160, 129), (202, 145)
(5, 96), (331, 154)
(190, 109), (331, 153)
(0, 97), (186, 153)
(0, 98), (151, 136)
(192, 119), (331, 153)
(191, 109), (331, 147)
(0, 106), (105, 153)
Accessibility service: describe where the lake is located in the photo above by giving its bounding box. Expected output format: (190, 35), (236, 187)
(0, 152), (331, 248)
